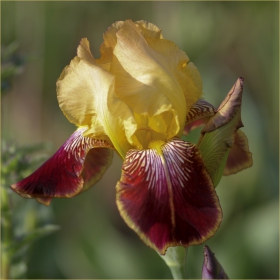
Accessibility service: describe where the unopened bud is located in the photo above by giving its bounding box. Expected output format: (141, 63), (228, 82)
(202, 245), (229, 279)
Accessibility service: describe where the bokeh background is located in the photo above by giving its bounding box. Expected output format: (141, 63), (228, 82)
(1, 1), (279, 278)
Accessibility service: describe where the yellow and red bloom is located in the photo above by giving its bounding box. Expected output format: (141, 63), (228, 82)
(11, 20), (252, 254)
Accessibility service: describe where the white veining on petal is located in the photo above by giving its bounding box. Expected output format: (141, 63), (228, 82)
(122, 138), (201, 237)
(64, 128), (112, 162)
(162, 138), (195, 188)
(124, 148), (165, 192)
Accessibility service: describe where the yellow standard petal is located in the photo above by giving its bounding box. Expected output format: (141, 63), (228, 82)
(110, 20), (202, 148)
(57, 57), (107, 138)
(135, 20), (163, 39)
(57, 45), (136, 158)
(57, 21), (203, 155)
(77, 38), (95, 64)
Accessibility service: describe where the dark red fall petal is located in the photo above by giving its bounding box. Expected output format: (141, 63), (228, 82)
(11, 128), (113, 205)
(184, 99), (216, 135)
(81, 147), (113, 191)
(116, 138), (222, 255)
(223, 130), (253, 175)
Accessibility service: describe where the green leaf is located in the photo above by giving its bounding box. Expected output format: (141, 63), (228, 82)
(5, 225), (60, 256)
(1, 140), (52, 187)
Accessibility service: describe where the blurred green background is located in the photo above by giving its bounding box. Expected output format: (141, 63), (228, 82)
(1, 1), (279, 278)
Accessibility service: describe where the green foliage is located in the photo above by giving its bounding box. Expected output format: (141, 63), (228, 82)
(1, 141), (59, 279)
(2, 140), (51, 183)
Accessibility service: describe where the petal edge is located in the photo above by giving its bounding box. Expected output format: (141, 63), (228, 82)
(11, 128), (113, 205)
(116, 138), (222, 254)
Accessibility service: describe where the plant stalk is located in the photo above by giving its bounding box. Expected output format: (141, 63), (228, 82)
(159, 246), (188, 279)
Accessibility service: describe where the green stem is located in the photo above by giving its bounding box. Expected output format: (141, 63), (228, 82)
(1, 187), (13, 279)
(159, 246), (188, 279)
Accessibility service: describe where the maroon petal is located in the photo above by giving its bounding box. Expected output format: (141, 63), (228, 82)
(116, 138), (222, 254)
(11, 128), (113, 205)
(81, 147), (113, 191)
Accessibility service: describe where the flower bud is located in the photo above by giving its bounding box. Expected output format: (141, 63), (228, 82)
(202, 245), (229, 279)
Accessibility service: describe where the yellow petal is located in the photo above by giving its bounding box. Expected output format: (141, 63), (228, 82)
(113, 20), (186, 116)
(56, 57), (94, 126)
(110, 20), (202, 146)
(77, 38), (95, 64)
(97, 20), (162, 66)
(145, 37), (203, 113)
(57, 21), (203, 156)
(97, 21), (125, 68)
(57, 53), (136, 158)
(98, 82), (137, 158)
(135, 20), (163, 39)
(56, 57), (105, 137)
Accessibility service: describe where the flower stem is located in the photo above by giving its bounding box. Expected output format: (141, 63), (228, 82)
(159, 246), (188, 279)
(1, 186), (13, 279)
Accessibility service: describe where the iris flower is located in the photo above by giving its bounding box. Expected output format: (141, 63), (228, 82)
(11, 20), (252, 254)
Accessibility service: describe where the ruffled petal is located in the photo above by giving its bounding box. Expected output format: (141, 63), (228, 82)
(56, 57), (108, 138)
(57, 52), (135, 158)
(111, 20), (192, 141)
(11, 128), (113, 206)
(97, 20), (163, 68)
(116, 138), (222, 254)
(97, 21), (125, 67)
(77, 38), (95, 64)
(145, 38), (203, 114)
(135, 20), (163, 39)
